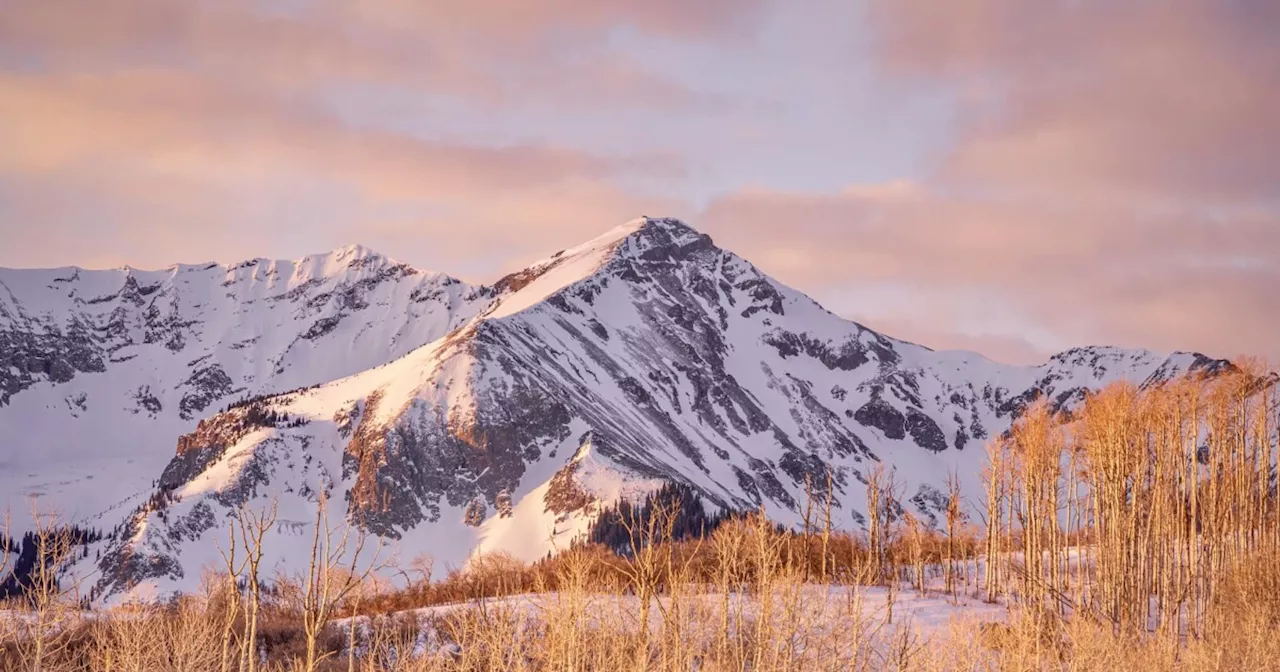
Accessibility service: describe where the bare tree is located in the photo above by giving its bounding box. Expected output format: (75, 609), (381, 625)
(903, 512), (926, 596)
(865, 464), (887, 583)
(944, 468), (964, 598)
(802, 473), (815, 582)
(983, 438), (1009, 603)
(0, 508), (14, 665)
(615, 494), (680, 669)
(234, 498), (278, 672)
(971, 368), (1280, 636)
(821, 467), (834, 583)
(297, 488), (384, 672)
(9, 501), (85, 672)
(215, 522), (247, 672)
(1, 508), (12, 587)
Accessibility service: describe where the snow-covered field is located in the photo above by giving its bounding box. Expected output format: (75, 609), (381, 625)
(311, 576), (1013, 671)
(341, 584), (1008, 639)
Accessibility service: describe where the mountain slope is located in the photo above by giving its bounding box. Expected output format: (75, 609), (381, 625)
(0, 245), (491, 536)
(62, 217), (1232, 601)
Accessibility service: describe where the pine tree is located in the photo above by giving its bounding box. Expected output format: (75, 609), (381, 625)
(463, 497), (487, 527)
(496, 489), (514, 518)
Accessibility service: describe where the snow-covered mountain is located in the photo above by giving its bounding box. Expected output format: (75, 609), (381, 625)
(0, 218), (1232, 601)
(0, 245), (489, 536)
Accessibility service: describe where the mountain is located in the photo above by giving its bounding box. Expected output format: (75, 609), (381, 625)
(0, 245), (489, 537)
(0, 218), (1232, 602)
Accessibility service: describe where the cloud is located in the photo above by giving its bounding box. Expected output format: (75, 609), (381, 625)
(0, 68), (686, 200)
(0, 70), (669, 176)
(855, 316), (1053, 367)
(0, 0), (757, 109)
(340, 0), (760, 38)
(0, 165), (686, 274)
(686, 0), (1280, 364)
(0, 0), (727, 271)
(0, 65), (688, 271)
(703, 185), (1280, 363)
(870, 0), (1280, 207)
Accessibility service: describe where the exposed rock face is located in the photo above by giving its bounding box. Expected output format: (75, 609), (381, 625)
(178, 365), (241, 420)
(0, 219), (1237, 602)
(545, 459), (596, 516)
(854, 398), (906, 440)
(905, 409), (948, 453)
(0, 314), (106, 405)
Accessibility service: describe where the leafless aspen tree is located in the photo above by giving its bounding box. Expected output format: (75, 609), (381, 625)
(944, 468), (963, 598)
(296, 488), (384, 672)
(234, 498), (278, 672)
(9, 502), (84, 672)
(215, 522), (247, 672)
(977, 367), (1280, 636)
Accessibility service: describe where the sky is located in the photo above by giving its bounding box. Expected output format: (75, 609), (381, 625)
(1, 0), (1277, 365)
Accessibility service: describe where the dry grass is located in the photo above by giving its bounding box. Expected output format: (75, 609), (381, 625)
(4, 524), (1278, 670)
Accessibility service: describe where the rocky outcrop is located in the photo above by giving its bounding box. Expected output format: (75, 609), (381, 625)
(854, 398), (907, 440)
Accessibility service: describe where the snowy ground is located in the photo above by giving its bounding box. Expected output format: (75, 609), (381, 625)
(332, 581), (1011, 661)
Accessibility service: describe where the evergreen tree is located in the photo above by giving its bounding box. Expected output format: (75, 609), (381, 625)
(496, 489), (514, 518)
(463, 498), (487, 527)
(587, 482), (740, 554)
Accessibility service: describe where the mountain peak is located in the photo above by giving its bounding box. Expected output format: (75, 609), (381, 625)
(562, 216), (701, 259)
(289, 243), (417, 278)
(627, 215), (696, 235)
(615, 216), (707, 257)
(216, 244), (399, 277)
(485, 217), (714, 319)
(317, 243), (399, 269)
(556, 216), (713, 270)
(331, 243), (383, 261)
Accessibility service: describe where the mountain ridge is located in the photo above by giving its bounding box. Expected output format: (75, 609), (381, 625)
(0, 217), (1234, 602)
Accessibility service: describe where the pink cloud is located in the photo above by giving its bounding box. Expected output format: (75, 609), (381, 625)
(0, 70), (683, 193)
(703, 186), (1280, 363)
(856, 316), (1053, 366)
(0, 0), (754, 109)
(0, 0), (718, 272)
(0, 66), (688, 271)
(0, 166), (686, 273)
(340, 0), (760, 39)
(870, 0), (1280, 206)
(682, 0), (1280, 363)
